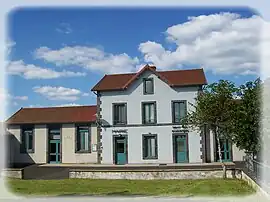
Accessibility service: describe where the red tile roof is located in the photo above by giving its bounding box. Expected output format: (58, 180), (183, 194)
(91, 65), (207, 92)
(6, 105), (97, 125)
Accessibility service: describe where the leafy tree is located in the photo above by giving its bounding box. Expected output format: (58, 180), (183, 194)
(230, 79), (261, 158)
(182, 80), (238, 178)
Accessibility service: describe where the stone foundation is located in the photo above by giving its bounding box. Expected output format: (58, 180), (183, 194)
(70, 169), (242, 180)
(1, 169), (23, 179)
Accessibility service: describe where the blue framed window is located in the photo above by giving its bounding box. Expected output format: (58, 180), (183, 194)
(142, 134), (158, 159)
(21, 126), (34, 153)
(143, 78), (154, 94)
(113, 103), (127, 125)
(142, 102), (157, 124)
(76, 126), (90, 153)
(172, 100), (187, 123)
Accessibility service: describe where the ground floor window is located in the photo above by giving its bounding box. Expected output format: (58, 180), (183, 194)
(142, 134), (158, 159)
(76, 126), (90, 153)
(21, 126), (34, 153)
(215, 139), (232, 162)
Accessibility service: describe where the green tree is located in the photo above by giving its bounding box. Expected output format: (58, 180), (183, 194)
(230, 79), (261, 157)
(182, 80), (238, 178)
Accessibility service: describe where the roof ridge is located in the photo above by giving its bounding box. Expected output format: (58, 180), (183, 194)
(157, 68), (204, 73)
(107, 72), (136, 76)
(6, 105), (97, 125)
(91, 66), (207, 92)
(23, 105), (97, 109)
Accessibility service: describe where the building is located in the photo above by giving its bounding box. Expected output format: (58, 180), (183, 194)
(5, 65), (245, 167)
(91, 65), (245, 165)
(5, 106), (98, 166)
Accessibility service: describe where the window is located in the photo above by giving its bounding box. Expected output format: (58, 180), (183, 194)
(113, 103), (127, 125)
(143, 78), (154, 94)
(142, 134), (158, 159)
(76, 126), (90, 153)
(172, 100), (187, 123)
(21, 126), (34, 153)
(142, 102), (156, 124)
(49, 128), (60, 140)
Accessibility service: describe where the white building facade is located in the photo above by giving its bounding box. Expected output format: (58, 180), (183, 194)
(92, 65), (245, 165)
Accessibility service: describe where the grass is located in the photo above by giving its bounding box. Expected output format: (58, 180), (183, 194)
(6, 178), (256, 197)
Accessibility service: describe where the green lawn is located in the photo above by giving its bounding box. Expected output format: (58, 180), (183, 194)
(6, 178), (256, 197)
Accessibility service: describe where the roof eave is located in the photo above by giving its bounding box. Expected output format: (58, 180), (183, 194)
(6, 120), (97, 126)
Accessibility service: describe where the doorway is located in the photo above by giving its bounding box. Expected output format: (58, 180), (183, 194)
(48, 127), (61, 164)
(173, 134), (188, 163)
(113, 136), (128, 165)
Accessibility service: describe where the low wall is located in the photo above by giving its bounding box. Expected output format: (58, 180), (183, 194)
(69, 169), (242, 180)
(241, 171), (270, 198)
(1, 168), (23, 179)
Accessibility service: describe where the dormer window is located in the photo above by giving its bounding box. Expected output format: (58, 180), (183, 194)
(143, 78), (154, 95)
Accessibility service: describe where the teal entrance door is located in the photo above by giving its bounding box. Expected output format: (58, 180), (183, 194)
(175, 135), (188, 163)
(49, 139), (61, 164)
(216, 139), (232, 162)
(114, 137), (127, 165)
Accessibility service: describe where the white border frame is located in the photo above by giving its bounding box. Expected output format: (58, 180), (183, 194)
(1, 1), (270, 201)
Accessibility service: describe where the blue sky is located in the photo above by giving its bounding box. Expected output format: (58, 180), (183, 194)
(5, 7), (260, 119)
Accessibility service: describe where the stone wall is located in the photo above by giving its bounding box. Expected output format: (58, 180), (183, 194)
(70, 169), (242, 180)
(1, 169), (23, 179)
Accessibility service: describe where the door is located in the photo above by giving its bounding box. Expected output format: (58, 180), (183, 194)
(49, 139), (61, 164)
(114, 137), (127, 165)
(216, 139), (232, 162)
(175, 135), (188, 163)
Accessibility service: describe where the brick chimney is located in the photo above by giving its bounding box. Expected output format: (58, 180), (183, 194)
(149, 65), (156, 71)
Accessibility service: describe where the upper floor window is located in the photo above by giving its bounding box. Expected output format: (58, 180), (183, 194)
(76, 126), (90, 153)
(21, 126), (34, 153)
(172, 100), (187, 123)
(143, 78), (154, 94)
(142, 134), (158, 159)
(113, 103), (127, 125)
(142, 102), (157, 124)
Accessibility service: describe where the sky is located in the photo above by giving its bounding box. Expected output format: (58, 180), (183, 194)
(3, 7), (263, 119)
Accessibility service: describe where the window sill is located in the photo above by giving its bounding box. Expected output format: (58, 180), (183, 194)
(113, 123), (127, 126)
(143, 157), (158, 160)
(142, 123), (157, 126)
(75, 150), (91, 154)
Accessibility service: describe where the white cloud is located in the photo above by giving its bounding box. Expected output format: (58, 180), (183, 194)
(82, 92), (90, 97)
(56, 23), (73, 34)
(0, 87), (28, 107)
(12, 95), (28, 101)
(29, 103), (82, 108)
(56, 103), (82, 107)
(139, 13), (266, 76)
(6, 38), (16, 55)
(166, 12), (240, 45)
(34, 46), (140, 74)
(139, 41), (182, 69)
(6, 60), (86, 79)
(33, 86), (87, 101)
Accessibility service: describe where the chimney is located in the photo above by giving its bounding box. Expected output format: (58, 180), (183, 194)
(150, 65), (156, 71)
